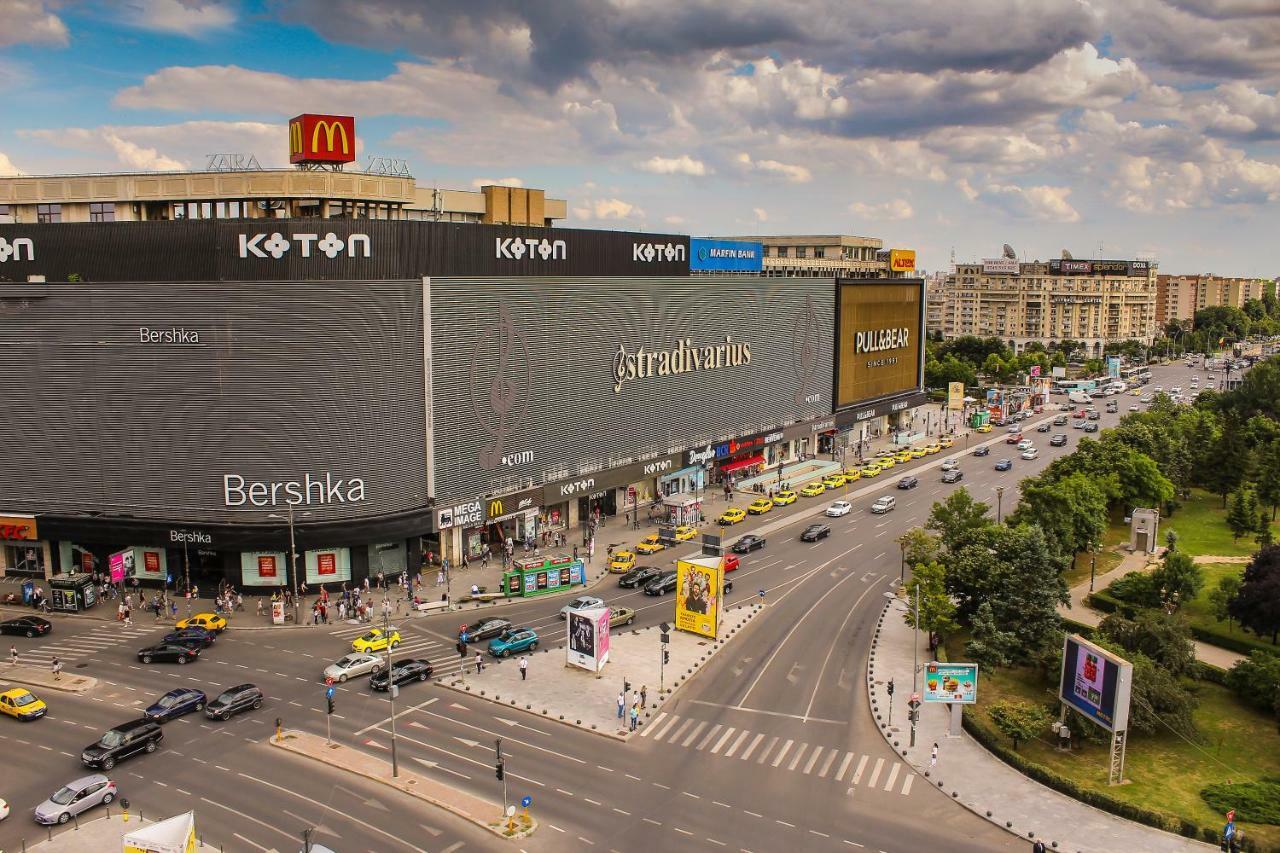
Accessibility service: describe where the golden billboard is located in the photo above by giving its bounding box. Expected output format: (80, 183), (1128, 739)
(948, 381), (965, 410)
(675, 556), (723, 639)
(835, 281), (924, 407)
(889, 249), (916, 272)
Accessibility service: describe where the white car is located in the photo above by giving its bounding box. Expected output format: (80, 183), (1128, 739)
(940, 458), (959, 472)
(560, 595), (604, 619)
(870, 496), (896, 514)
(1017, 439), (1034, 451)
(323, 652), (384, 683)
(826, 500), (853, 517)
(1171, 386), (1182, 394)
(1021, 448), (1039, 460)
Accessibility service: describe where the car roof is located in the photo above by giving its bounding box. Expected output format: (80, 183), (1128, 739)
(220, 683), (258, 694)
(1, 687), (33, 698)
(111, 718), (159, 733)
(64, 773), (110, 790)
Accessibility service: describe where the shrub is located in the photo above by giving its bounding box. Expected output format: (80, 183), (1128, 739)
(1225, 651), (1280, 719)
(1200, 779), (1280, 825)
(1108, 571), (1161, 607)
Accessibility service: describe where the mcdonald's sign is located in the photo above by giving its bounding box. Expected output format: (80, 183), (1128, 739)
(288, 113), (357, 165)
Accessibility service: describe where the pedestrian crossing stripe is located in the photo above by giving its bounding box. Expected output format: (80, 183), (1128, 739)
(637, 713), (916, 796)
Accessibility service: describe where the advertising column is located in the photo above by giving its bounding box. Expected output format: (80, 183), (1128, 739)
(674, 555), (724, 639)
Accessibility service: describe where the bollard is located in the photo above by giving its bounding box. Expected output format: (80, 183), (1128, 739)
(121, 798), (131, 823)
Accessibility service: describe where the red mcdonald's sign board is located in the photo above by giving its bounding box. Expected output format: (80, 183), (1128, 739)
(288, 114), (357, 164)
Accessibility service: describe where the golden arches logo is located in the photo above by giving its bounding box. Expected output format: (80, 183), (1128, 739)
(289, 120), (303, 156)
(312, 120), (350, 154)
(488, 499), (504, 519)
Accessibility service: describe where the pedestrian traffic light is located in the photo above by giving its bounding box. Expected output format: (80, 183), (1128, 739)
(662, 649), (669, 665)
(659, 632), (670, 644)
(495, 760), (505, 781)
(326, 695), (335, 715)
(887, 678), (895, 696)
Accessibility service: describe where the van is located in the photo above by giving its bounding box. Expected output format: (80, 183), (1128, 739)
(870, 496), (896, 514)
(1068, 390), (1091, 405)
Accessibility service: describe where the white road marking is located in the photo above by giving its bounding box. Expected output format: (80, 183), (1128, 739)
(641, 711), (669, 738)
(801, 576), (884, 721)
(818, 748), (838, 777)
(771, 739), (794, 767)
(710, 727), (736, 754)
(851, 755), (868, 785)
(739, 733), (765, 761)
(803, 747), (824, 774)
(883, 762), (901, 792)
(723, 730), (750, 758)
(900, 773), (915, 796)
(755, 736), (778, 764)
(868, 757), (884, 788)
(787, 743), (808, 771)
(682, 720), (708, 747)
(835, 752), (854, 781)
(697, 723), (723, 750)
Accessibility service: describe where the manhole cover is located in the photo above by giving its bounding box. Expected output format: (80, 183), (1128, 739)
(75, 663), (89, 669)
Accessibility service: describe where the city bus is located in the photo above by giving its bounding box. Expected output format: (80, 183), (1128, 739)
(1120, 366), (1151, 386)
(1050, 379), (1097, 395)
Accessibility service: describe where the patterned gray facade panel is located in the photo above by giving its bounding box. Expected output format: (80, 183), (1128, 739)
(428, 277), (834, 503)
(0, 280), (427, 523)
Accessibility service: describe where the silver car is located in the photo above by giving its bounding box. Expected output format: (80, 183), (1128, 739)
(34, 775), (117, 825)
(323, 653), (384, 683)
(560, 595), (604, 619)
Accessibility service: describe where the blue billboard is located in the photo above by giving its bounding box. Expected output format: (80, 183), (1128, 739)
(690, 238), (763, 273)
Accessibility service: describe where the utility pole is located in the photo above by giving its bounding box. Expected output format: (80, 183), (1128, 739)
(899, 539), (907, 583)
(996, 486), (1005, 524)
(287, 502), (299, 625)
(1090, 553), (1097, 592)
(495, 738), (508, 814)
(383, 607), (399, 777)
(912, 582), (920, 696)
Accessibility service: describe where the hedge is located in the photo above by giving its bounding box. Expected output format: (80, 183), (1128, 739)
(1086, 590), (1129, 616)
(1190, 624), (1280, 657)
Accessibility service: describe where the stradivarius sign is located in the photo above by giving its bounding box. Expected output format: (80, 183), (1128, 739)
(613, 336), (751, 393)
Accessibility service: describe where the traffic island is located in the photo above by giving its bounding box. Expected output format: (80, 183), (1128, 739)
(269, 729), (534, 840)
(439, 601), (763, 741)
(0, 664), (97, 695)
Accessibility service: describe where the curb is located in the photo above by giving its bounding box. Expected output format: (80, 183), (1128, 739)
(268, 730), (536, 840)
(0, 666), (98, 695)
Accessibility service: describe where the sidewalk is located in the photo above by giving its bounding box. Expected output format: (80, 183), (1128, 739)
(0, 663), (97, 694)
(1058, 547), (1246, 670)
(868, 598), (1212, 853)
(27, 812), (215, 852)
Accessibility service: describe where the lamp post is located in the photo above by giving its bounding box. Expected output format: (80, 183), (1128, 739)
(267, 505), (310, 625)
(996, 486), (1005, 524)
(899, 538), (907, 583)
(1090, 553), (1097, 592)
(383, 605), (399, 777)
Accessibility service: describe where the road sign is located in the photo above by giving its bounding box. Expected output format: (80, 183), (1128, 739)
(505, 805), (515, 817)
(325, 676), (334, 687)
(521, 795), (532, 808)
(325, 686), (335, 700)
(1226, 809), (1235, 824)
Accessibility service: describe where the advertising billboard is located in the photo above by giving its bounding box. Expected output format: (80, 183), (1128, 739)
(1107, 356), (1122, 379)
(240, 551), (287, 587)
(923, 662), (978, 704)
(501, 556), (586, 598)
(675, 556), (724, 639)
(833, 279), (924, 409)
(947, 381), (965, 411)
(690, 238), (763, 273)
(888, 249), (916, 272)
(108, 548), (134, 583)
(304, 547), (351, 585)
(566, 606), (611, 672)
(288, 113), (356, 165)
(982, 258), (1020, 275)
(1059, 634), (1132, 732)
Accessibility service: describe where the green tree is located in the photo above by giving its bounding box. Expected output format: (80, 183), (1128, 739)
(1229, 544), (1280, 644)
(987, 700), (1052, 751)
(897, 528), (943, 572)
(1202, 420), (1252, 507)
(1256, 440), (1280, 521)
(1097, 610), (1196, 677)
(1007, 472), (1107, 562)
(925, 488), (993, 556)
(1209, 573), (1243, 631)
(904, 560), (957, 651)
(1227, 484), (1260, 542)
(1258, 510), (1275, 549)
(967, 601), (1019, 671)
(1094, 639), (1198, 737)
(1225, 651), (1280, 719)
(1150, 549), (1205, 611)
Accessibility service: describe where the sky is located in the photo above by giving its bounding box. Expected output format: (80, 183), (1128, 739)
(1, 0), (1279, 276)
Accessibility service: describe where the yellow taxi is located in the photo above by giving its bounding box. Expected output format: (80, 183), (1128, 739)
(924, 443), (942, 454)
(634, 535), (666, 555)
(841, 469), (862, 483)
(895, 450), (913, 463)
(747, 497), (774, 515)
(1131, 388), (1143, 396)
(976, 423), (992, 433)
(175, 612), (227, 633)
(0, 687), (46, 721)
(821, 473), (846, 489)
(718, 507), (747, 525)
(352, 626), (402, 653)
(773, 490), (798, 506)
(878, 456), (897, 470)
(860, 464), (883, 478)
(609, 550), (637, 572)
(799, 482), (826, 497)
(673, 525), (698, 541)
(874, 450), (896, 460)
(939, 436), (955, 448)
(909, 446), (928, 458)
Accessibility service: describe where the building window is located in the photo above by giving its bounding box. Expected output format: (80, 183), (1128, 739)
(0, 204), (11, 224)
(795, 246), (808, 259)
(37, 203), (62, 223)
(814, 247), (825, 259)
(89, 202), (115, 222)
(777, 246), (789, 258)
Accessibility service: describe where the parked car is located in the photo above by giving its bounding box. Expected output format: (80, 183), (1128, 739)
(1050, 433), (1069, 447)
(137, 643), (199, 665)
(81, 719), (163, 770)
(800, 523), (832, 542)
(161, 627), (216, 649)
(370, 659), (434, 688)
(560, 596), (605, 619)
(142, 688), (206, 722)
(973, 446), (990, 457)
(821, 473), (847, 489)
(995, 459), (1013, 471)
(826, 500), (852, 517)
(461, 618), (513, 643)
(643, 571), (679, 596)
(897, 476), (918, 490)
(941, 469), (964, 484)
(33, 775), (117, 825)
(800, 481), (827, 496)
(718, 507), (747, 524)
(733, 534), (767, 553)
(772, 491), (797, 506)
(674, 525), (698, 540)
(0, 616), (51, 638)
(870, 496), (896, 514)
(608, 550), (637, 573)
(618, 566), (663, 589)
(204, 684), (264, 720)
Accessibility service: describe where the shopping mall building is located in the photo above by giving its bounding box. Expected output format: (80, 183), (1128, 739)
(0, 220), (925, 591)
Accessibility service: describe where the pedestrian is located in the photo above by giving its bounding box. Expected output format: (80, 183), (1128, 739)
(640, 685), (647, 708)
(475, 652), (483, 675)
(519, 656), (528, 680)
(170, 600), (178, 619)
(51, 657), (62, 681)
(930, 742), (939, 770)
(1032, 841), (1047, 853)
(617, 691), (625, 720)
(8, 645), (17, 666)
(337, 600), (347, 622)
(629, 703), (639, 732)
(123, 606), (132, 628)
(256, 598), (264, 617)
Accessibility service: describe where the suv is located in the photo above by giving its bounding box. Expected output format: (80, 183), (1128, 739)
(204, 684), (263, 721)
(870, 495), (896, 514)
(81, 719), (163, 770)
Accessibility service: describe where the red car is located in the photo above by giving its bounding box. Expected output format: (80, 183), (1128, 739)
(1033, 405), (1043, 413)
(723, 554), (740, 573)
(1005, 432), (1023, 444)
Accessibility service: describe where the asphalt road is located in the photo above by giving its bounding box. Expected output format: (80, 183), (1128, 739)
(0, 359), (1212, 853)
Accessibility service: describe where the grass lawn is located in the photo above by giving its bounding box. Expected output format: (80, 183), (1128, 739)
(1163, 488), (1280, 558)
(948, 634), (1280, 849)
(1181, 561), (1280, 656)
(1063, 522), (1129, 589)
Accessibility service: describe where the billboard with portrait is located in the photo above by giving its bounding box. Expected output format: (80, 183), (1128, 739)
(834, 279), (925, 409)
(675, 556), (724, 639)
(1059, 634), (1132, 732)
(567, 606), (610, 672)
(947, 381), (965, 411)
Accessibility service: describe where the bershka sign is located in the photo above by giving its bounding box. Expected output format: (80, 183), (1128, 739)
(238, 232), (371, 259)
(0, 237), (34, 263)
(614, 336), (751, 393)
(633, 242), (686, 263)
(854, 328), (910, 354)
(139, 327), (200, 344)
(223, 473), (367, 507)
(170, 529), (212, 545)
(495, 236), (567, 261)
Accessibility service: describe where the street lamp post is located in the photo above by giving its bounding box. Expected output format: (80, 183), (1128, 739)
(383, 607), (399, 777)
(267, 505), (309, 625)
(899, 539), (907, 583)
(1090, 553), (1097, 592)
(996, 486), (1005, 524)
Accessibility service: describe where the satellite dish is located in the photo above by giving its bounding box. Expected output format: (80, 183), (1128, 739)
(1062, 249), (1074, 260)
(1002, 244), (1016, 259)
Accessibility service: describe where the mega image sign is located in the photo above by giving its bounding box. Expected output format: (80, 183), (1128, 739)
(689, 238), (763, 273)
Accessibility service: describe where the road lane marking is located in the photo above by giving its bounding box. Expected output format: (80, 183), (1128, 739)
(646, 713), (677, 740)
(851, 755), (868, 784)
(723, 730), (750, 758)
(643, 818), (661, 826)
(233, 832), (271, 852)
(810, 830), (830, 838)
(803, 747), (824, 775)
(200, 797), (298, 843)
(667, 718), (695, 744)
(673, 828), (693, 836)
(818, 748), (838, 777)
(771, 739), (794, 767)
(776, 820), (794, 828)
(354, 697), (438, 735)
(739, 733), (765, 761)
(868, 757), (884, 788)
(688, 699), (844, 725)
(744, 810), (762, 818)
(755, 736), (778, 764)
(641, 711), (669, 737)
(835, 752), (854, 781)
(883, 762), (901, 791)
(584, 798), (602, 806)
(556, 789), (574, 796)
(900, 773), (915, 796)
(697, 723), (723, 750)
(710, 727), (736, 754)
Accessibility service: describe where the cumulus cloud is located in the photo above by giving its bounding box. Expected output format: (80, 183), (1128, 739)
(636, 155), (709, 176)
(0, 0), (68, 47)
(471, 176), (525, 188)
(572, 197), (645, 221)
(848, 198), (914, 221)
(118, 0), (237, 35)
(979, 184), (1081, 223)
(1105, 0), (1280, 81)
(736, 152), (811, 183)
(20, 121), (284, 171)
(0, 151), (25, 176)
(752, 207), (768, 222)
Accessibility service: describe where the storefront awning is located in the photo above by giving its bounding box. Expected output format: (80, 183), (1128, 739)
(720, 453), (765, 474)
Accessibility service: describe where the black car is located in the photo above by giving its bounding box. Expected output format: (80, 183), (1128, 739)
(1083, 422), (1099, 432)
(1053, 415), (1068, 425)
(941, 469), (964, 483)
(461, 618), (512, 642)
(0, 616), (51, 638)
(81, 719), (163, 770)
(370, 660), (433, 691)
(137, 643), (199, 665)
(1036, 423), (1051, 433)
(643, 570), (679, 596)
(205, 684), (264, 720)
(162, 627), (216, 649)
(991, 417), (1007, 427)
(800, 523), (831, 542)
(995, 459), (1013, 471)
(897, 476), (918, 490)
(973, 446), (989, 457)
(618, 566), (663, 589)
(1050, 433), (1069, 447)
(733, 535), (766, 554)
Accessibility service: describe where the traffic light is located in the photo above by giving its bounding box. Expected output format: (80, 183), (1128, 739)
(659, 632), (670, 644)
(887, 678), (895, 696)
(662, 649), (669, 665)
(326, 695), (335, 715)
(495, 760), (505, 781)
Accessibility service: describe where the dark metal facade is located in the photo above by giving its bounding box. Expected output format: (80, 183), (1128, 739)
(0, 280), (427, 527)
(0, 221), (689, 283)
(427, 276), (835, 505)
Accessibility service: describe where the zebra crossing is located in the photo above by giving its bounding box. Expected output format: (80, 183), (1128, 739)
(6, 622), (162, 668)
(326, 623), (464, 677)
(639, 712), (917, 798)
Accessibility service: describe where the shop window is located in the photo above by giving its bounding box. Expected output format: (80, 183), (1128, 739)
(0, 204), (13, 223)
(37, 203), (62, 223)
(89, 202), (116, 222)
(5, 545), (45, 576)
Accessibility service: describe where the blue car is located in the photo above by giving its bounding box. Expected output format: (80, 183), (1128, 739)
(143, 688), (207, 722)
(487, 627), (539, 658)
(162, 627), (216, 649)
(994, 459), (1013, 471)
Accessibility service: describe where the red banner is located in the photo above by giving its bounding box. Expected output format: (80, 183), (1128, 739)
(317, 553), (337, 575)
(257, 555), (277, 578)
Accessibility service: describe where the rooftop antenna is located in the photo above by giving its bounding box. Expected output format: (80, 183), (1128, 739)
(1002, 243), (1016, 260)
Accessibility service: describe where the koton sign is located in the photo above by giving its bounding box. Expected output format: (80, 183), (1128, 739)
(0, 236), (34, 264)
(238, 232), (371, 259)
